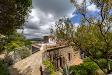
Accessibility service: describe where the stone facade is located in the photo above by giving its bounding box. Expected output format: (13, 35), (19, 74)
(43, 46), (76, 71)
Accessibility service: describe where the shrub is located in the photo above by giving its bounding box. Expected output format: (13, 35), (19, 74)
(0, 60), (10, 75)
(69, 58), (99, 75)
(43, 60), (55, 75)
(17, 47), (31, 59)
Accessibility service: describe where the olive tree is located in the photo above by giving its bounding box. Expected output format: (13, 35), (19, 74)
(69, 0), (112, 74)
(0, 0), (32, 52)
(0, 0), (32, 35)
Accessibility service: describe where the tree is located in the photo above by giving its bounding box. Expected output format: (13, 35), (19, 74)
(74, 24), (112, 73)
(53, 17), (74, 44)
(53, 0), (112, 74)
(69, 0), (112, 74)
(0, 0), (32, 35)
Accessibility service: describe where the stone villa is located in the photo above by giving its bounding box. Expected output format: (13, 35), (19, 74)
(9, 36), (82, 75)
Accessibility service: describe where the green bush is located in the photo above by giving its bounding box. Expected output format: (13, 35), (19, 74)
(97, 59), (107, 69)
(43, 60), (55, 75)
(69, 58), (99, 75)
(0, 60), (10, 75)
(17, 47), (31, 59)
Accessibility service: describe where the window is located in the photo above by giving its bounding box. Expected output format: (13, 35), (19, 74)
(68, 53), (71, 61)
(60, 57), (62, 68)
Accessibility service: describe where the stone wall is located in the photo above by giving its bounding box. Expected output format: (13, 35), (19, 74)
(9, 50), (44, 75)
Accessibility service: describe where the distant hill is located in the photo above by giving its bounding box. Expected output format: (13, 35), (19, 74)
(28, 38), (43, 42)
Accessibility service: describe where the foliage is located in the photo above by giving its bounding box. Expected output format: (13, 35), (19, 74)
(60, 64), (72, 75)
(24, 40), (32, 46)
(69, 58), (99, 75)
(0, 60), (10, 75)
(4, 33), (24, 53)
(17, 47), (31, 59)
(54, 17), (74, 41)
(73, 23), (112, 73)
(43, 60), (55, 75)
(2, 32), (32, 54)
(0, 0), (32, 35)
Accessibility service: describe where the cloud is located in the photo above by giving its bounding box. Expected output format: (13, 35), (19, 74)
(23, 28), (50, 39)
(74, 23), (79, 27)
(23, 0), (75, 39)
(32, 0), (74, 18)
(23, 8), (56, 39)
(76, 0), (84, 5)
(87, 4), (99, 12)
(75, 0), (99, 12)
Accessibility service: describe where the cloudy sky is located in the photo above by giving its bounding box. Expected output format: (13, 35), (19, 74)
(22, 0), (98, 39)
